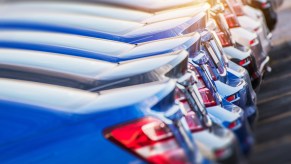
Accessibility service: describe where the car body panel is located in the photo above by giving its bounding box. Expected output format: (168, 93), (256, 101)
(0, 11), (205, 44)
(0, 78), (187, 164)
(223, 46), (250, 60)
(241, 5), (272, 52)
(194, 127), (236, 160)
(0, 4), (255, 93)
(0, 30), (199, 63)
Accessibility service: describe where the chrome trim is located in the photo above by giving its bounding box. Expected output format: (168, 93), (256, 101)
(259, 56), (270, 73)
(163, 105), (197, 164)
(176, 72), (211, 127)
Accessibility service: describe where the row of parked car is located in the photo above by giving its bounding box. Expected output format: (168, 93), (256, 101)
(0, 0), (280, 163)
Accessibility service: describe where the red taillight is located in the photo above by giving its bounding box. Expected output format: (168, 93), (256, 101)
(216, 31), (232, 47)
(188, 63), (217, 107)
(249, 39), (256, 45)
(228, 120), (238, 129)
(197, 76), (206, 89)
(226, 94), (236, 102)
(175, 89), (204, 132)
(199, 88), (217, 107)
(185, 111), (204, 132)
(214, 148), (231, 159)
(105, 117), (189, 164)
(261, 2), (268, 8)
(224, 13), (240, 28)
(238, 57), (249, 66)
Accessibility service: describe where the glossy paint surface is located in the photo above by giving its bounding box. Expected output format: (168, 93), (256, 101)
(0, 78), (183, 163)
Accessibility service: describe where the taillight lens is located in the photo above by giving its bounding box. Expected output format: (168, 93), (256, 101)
(188, 64), (217, 107)
(238, 57), (250, 66)
(261, 2), (269, 9)
(226, 94), (237, 102)
(228, 120), (239, 129)
(175, 89), (204, 132)
(198, 88), (217, 107)
(224, 13), (240, 28)
(185, 111), (204, 132)
(215, 147), (231, 159)
(216, 31), (232, 47)
(249, 39), (256, 45)
(104, 117), (189, 164)
(197, 76), (206, 88)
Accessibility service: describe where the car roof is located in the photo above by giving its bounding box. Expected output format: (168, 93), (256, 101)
(0, 78), (176, 114)
(0, 2), (209, 24)
(0, 30), (199, 62)
(0, 48), (188, 91)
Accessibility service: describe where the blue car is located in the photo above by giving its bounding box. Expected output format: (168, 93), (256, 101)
(0, 30), (252, 155)
(0, 47), (242, 163)
(0, 10), (257, 125)
(188, 51), (254, 154)
(0, 0), (258, 92)
(198, 30), (258, 125)
(0, 0), (258, 91)
(0, 77), (214, 164)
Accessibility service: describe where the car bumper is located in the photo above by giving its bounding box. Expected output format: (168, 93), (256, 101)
(225, 72), (258, 125)
(194, 127), (237, 162)
(256, 26), (272, 54)
(230, 27), (269, 74)
(206, 106), (253, 155)
(232, 120), (254, 155)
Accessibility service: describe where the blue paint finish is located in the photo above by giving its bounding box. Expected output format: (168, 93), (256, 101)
(0, 15), (255, 114)
(0, 15), (201, 44)
(0, 100), (144, 164)
(0, 79), (211, 164)
(0, 81), (181, 163)
(0, 9), (255, 156)
(0, 34), (198, 63)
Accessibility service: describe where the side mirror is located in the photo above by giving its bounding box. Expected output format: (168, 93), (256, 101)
(192, 50), (209, 65)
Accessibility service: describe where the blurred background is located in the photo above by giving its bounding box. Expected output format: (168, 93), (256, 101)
(249, 0), (291, 163)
